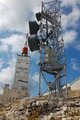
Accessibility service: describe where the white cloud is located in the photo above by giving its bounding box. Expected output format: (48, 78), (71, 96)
(29, 72), (43, 94)
(0, 0), (79, 49)
(75, 43), (80, 51)
(61, 0), (80, 49)
(0, 34), (25, 53)
(0, 57), (16, 87)
(0, 67), (14, 84)
(0, 0), (50, 33)
(7, 55), (16, 67)
(0, 44), (9, 52)
(61, 0), (80, 7)
(0, 0), (79, 35)
(31, 72), (39, 83)
(0, 34), (40, 60)
(0, 0), (30, 33)
(61, 0), (80, 30)
(29, 72), (39, 93)
(70, 58), (79, 71)
(29, 51), (39, 60)
(63, 30), (77, 47)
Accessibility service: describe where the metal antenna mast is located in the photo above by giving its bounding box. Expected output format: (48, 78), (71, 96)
(38, 0), (68, 98)
(28, 0), (68, 98)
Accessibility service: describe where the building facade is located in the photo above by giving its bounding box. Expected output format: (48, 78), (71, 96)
(0, 35), (30, 103)
(0, 55), (30, 103)
(70, 77), (80, 90)
(12, 55), (30, 95)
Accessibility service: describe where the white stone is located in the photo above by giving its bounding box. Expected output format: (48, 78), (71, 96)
(63, 106), (67, 111)
(62, 118), (67, 120)
(36, 101), (41, 107)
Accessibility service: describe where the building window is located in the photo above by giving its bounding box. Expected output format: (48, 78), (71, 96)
(9, 97), (11, 102)
(21, 86), (27, 90)
(13, 97), (14, 101)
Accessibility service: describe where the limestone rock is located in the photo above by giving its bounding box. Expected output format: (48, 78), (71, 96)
(63, 106), (67, 112)
(32, 102), (36, 107)
(47, 106), (53, 111)
(5, 97), (80, 120)
(62, 118), (67, 120)
(0, 101), (5, 108)
(0, 116), (6, 120)
(25, 110), (32, 117)
(36, 101), (41, 107)
(67, 101), (75, 107)
(18, 106), (24, 111)
(58, 101), (64, 107)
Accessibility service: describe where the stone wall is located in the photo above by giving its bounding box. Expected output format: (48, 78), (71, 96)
(1, 86), (29, 103)
(0, 94), (2, 101)
(6, 97), (80, 120)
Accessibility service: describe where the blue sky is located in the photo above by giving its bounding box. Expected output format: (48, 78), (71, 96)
(0, 0), (80, 97)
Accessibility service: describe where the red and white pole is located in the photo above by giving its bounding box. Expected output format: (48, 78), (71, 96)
(25, 33), (28, 45)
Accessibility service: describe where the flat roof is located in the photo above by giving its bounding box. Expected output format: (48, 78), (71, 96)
(17, 54), (30, 57)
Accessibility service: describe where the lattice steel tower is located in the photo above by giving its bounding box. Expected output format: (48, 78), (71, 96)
(28, 0), (68, 98)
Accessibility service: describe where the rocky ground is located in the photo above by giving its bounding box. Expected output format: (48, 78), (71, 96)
(0, 97), (80, 120)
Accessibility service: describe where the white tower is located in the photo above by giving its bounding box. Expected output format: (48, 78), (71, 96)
(12, 34), (30, 97)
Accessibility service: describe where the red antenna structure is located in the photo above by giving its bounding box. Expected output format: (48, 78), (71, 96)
(22, 34), (28, 55)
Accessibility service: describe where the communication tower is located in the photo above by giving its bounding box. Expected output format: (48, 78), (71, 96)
(28, 0), (68, 98)
(12, 34), (30, 98)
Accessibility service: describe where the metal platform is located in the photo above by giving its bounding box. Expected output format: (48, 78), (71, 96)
(41, 65), (64, 74)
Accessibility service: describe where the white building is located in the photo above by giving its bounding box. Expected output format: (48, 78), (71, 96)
(12, 55), (30, 97)
(70, 77), (80, 90)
